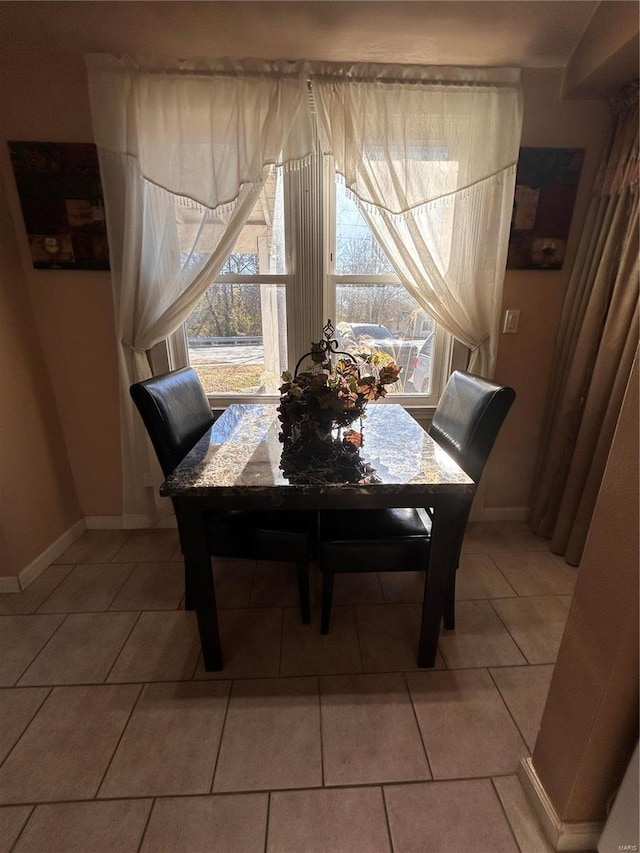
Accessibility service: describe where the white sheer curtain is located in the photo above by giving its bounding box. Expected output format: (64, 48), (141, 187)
(312, 64), (523, 376)
(85, 55), (314, 523)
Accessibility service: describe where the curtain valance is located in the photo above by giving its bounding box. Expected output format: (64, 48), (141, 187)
(311, 63), (522, 213)
(86, 54), (521, 213)
(86, 54), (316, 208)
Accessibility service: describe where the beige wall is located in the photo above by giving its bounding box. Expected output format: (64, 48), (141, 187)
(0, 2), (614, 573)
(0, 167), (81, 578)
(532, 353), (639, 822)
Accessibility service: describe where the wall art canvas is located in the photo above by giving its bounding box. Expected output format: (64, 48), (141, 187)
(507, 147), (585, 270)
(8, 141), (110, 270)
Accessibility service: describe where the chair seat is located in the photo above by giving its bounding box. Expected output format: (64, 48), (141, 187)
(319, 508), (431, 574)
(320, 508), (431, 541)
(207, 509), (315, 562)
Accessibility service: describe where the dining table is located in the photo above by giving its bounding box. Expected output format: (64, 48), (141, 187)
(160, 402), (474, 671)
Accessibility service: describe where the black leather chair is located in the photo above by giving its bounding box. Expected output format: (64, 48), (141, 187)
(318, 370), (515, 634)
(130, 367), (313, 623)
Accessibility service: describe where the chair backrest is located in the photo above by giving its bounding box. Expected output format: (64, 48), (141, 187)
(429, 370), (515, 484)
(130, 367), (214, 476)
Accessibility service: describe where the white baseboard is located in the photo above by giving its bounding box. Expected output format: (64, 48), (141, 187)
(1, 511), (179, 593)
(154, 515), (177, 528)
(479, 506), (529, 522)
(85, 514), (151, 529)
(16, 519), (86, 591)
(0, 575), (21, 593)
(518, 757), (604, 851)
(85, 513), (176, 529)
(467, 480), (528, 524)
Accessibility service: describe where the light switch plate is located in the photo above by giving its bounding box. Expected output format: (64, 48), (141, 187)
(503, 309), (520, 334)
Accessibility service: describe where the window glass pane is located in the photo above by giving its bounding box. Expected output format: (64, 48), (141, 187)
(187, 283), (287, 395)
(175, 168), (285, 275)
(228, 167), (285, 275)
(335, 179), (394, 275)
(335, 284), (436, 395)
(334, 176), (437, 396)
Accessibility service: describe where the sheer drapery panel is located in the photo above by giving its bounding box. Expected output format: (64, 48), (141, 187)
(312, 63), (523, 375)
(86, 55), (314, 520)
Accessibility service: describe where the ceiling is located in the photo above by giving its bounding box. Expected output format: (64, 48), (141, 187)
(0, 1), (598, 64)
(0, 1), (636, 94)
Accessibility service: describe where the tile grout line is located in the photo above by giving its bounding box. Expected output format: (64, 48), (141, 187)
(136, 797), (156, 853)
(7, 803), (35, 853)
(209, 679), (234, 795)
(106, 561), (141, 606)
(490, 776), (527, 853)
(11, 614), (69, 687)
(487, 667), (535, 757)
(35, 561), (138, 617)
(107, 560), (187, 613)
(263, 790), (271, 853)
(0, 771), (537, 809)
(0, 686), (53, 774)
(486, 597), (534, 664)
(484, 664), (531, 752)
(437, 635), (451, 670)
(108, 530), (175, 564)
(484, 552), (520, 596)
(7, 664), (517, 690)
(103, 611), (145, 684)
(488, 552), (576, 599)
(403, 670), (434, 780)
(318, 676), (325, 788)
(380, 785), (396, 853)
(188, 645), (202, 681)
(105, 529), (135, 564)
(30, 605), (190, 616)
(93, 683), (145, 800)
(11, 562), (77, 614)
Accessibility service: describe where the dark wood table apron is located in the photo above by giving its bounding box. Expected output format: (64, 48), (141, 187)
(161, 403), (474, 671)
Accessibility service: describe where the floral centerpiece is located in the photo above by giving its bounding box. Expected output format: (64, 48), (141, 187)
(277, 320), (402, 484)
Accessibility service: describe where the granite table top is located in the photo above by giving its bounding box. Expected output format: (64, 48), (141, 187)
(160, 403), (474, 508)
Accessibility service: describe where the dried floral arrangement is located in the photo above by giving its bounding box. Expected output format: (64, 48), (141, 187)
(277, 321), (402, 484)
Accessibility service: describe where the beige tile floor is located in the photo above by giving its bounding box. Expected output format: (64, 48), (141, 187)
(0, 521), (581, 852)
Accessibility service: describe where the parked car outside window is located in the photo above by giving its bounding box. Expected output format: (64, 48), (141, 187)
(336, 322), (418, 385)
(410, 332), (435, 395)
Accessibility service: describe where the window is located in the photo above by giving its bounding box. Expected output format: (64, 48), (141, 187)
(328, 177), (450, 403)
(180, 168), (289, 396)
(176, 158), (452, 407)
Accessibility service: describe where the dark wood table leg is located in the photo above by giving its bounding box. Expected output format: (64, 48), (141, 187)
(180, 504), (223, 671)
(418, 495), (460, 667)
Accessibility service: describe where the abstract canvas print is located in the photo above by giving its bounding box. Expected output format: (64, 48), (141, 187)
(8, 141), (110, 270)
(507, 147), (585, 270)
